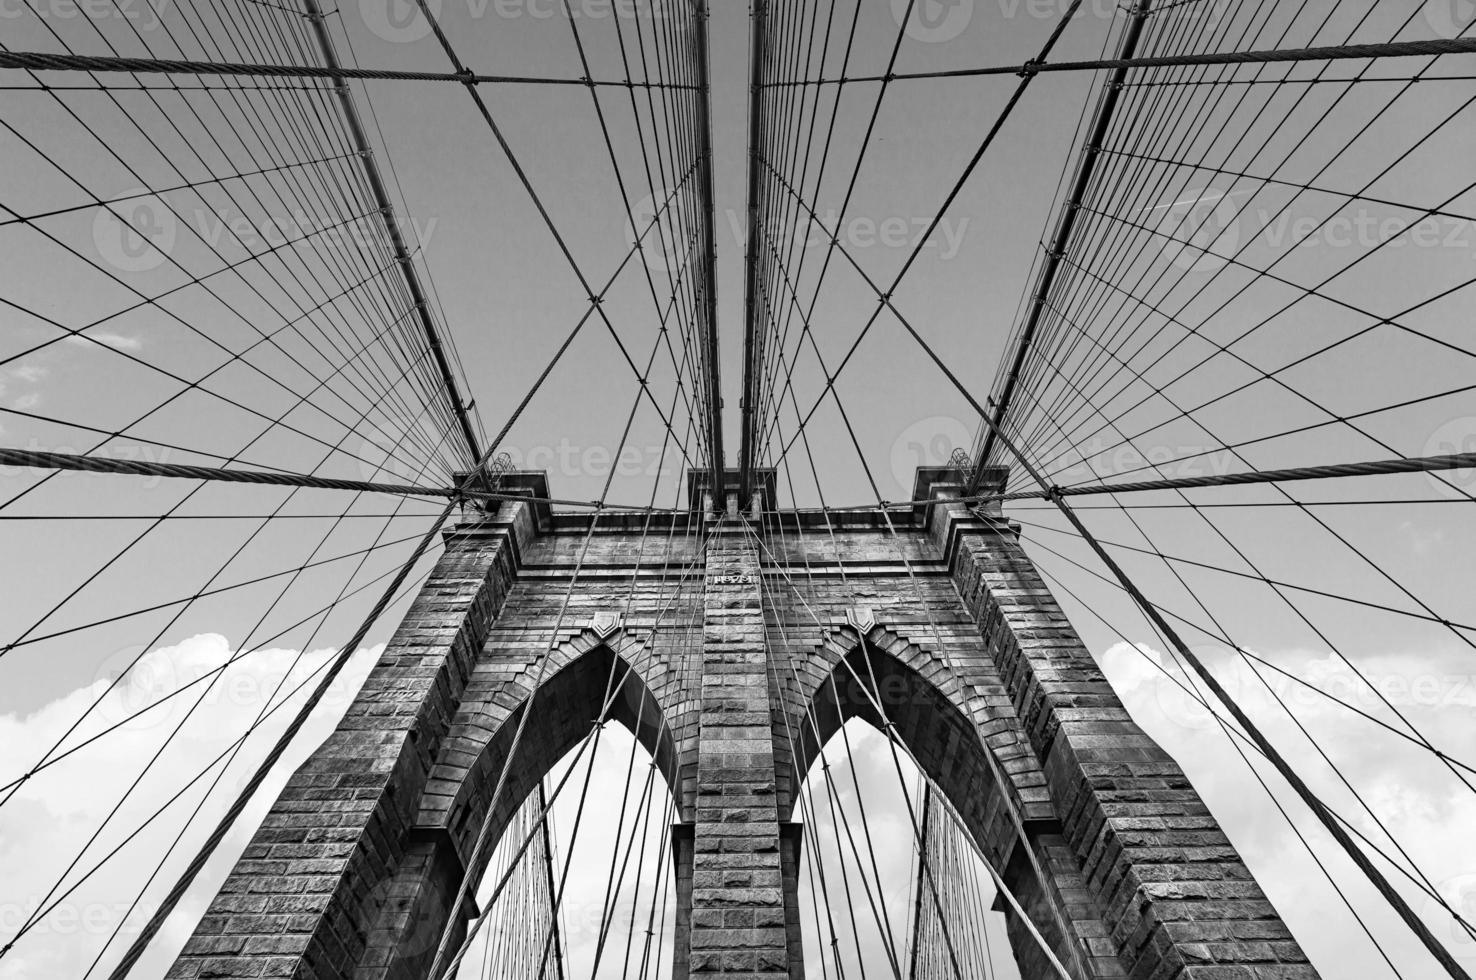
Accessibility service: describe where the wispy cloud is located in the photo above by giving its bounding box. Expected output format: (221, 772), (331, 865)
(64, 331), (142, 352)
(1135, 186), (1251, 215)
(1098, 639), (1476, 975)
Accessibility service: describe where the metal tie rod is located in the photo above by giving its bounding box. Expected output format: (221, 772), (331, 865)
(0, 49), (693, 87)
(985, 450), (1476, 501)
(0, 447), (696, 511)
(764, 35), (1476, 87)
(0, 446), (531, 504)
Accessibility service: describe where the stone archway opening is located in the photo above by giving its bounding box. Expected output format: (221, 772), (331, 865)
(792, 717), (1022, 980)
(777, 628), (1092, 980)
(370, 638), (687, 980)
(457, 725), (679, 980)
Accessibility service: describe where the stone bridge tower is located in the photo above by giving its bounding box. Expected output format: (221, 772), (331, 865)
(169, 466), (1317, 980)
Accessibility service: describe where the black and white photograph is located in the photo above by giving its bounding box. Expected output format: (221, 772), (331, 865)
(0, 1), (1473, 977)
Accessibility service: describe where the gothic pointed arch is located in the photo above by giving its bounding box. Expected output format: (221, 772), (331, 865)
(774, 619), (1105, 978)
(423, 624), (683, 870)
(357, 623), (684, 980)
(774, 620), (1054, 873)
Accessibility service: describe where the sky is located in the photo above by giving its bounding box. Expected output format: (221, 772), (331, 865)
(0, 0), (1474, 977)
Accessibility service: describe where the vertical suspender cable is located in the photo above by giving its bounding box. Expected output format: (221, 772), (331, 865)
(102, 499), (459, 980)
(694, 0), (727, 507)
(737, 0), (768, 508)
(905, 783), (933, 980)
(535, 779), (568, 980)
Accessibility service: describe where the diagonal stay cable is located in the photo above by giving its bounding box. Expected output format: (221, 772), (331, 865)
(968, 395), (1476, 980)
(1025, 550), (1410, 975)
(974, 0), (1153, 479)
(2, 563), (438, 968)
(756, 0), (1086, 468)
(738, 517), (1080, 980)
(91, 497), (455, 979)
(14, 478), (431, 959)
(94, 164), (697, 973)
(0, 541), (447, 801)
(407, 0), (699, 477)
(740, 0), (923, 493)
(1015, 49), (1476, 481)
(1011, 515), (1476, 771)
(1016, 526), (1476, 931)
(0, 164), (704, 507)
(980, 2), (1415, 469)
(0, 528), (430, 657)
(303, 0), (481, 464)
(557, 0), (711, 472)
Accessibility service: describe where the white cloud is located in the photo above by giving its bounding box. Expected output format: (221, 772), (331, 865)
(4, 635), (1469, 980)
(1399, 519), (1447, 556)
(64, 332), (142, 352)
(0, 645), (680, 980)
(0, 634), (379, 980)
(1097, 640), (1476, 977)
